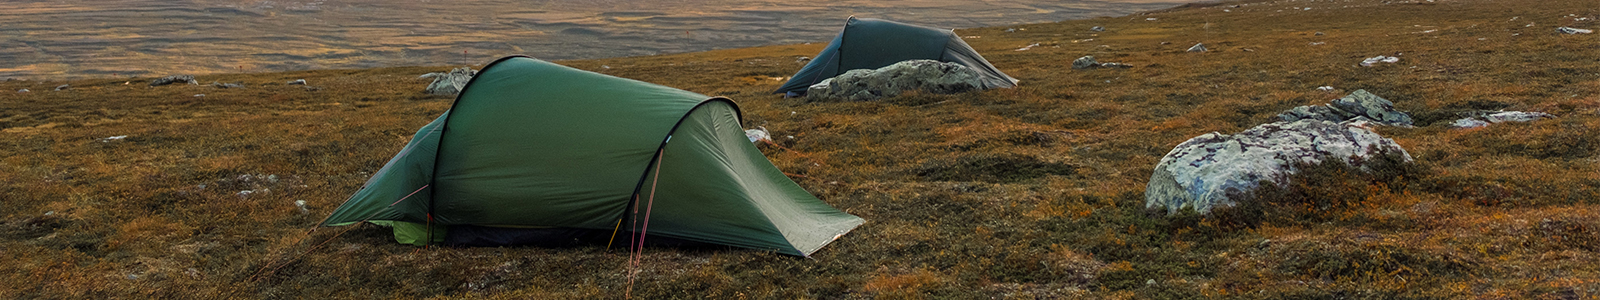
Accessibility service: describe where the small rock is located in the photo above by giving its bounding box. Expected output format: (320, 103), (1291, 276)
(1187, 43), (1207, 52)
(16, 89), (28, 93)
(286, 79), (307, 85)
(211, 81), (246, 89)
(1556, 27), (1593, 34)
(796, 56), (811, 63)
(1098, 62), (1133, 69)
(1309, 42), (1326, 46)
(1451, 111), (1556, 128)
(1073, 56), (1131, 69)
(1484, 111), (1555, 123)
(1316, 86), (1335, 91)
(1360, 55), (1401, 67)
(1091, 26), (1106, 32)
(150, 75), (199, 86)
(1450, 118), (1491, 129)
(1315, 31), (1325, 36)
(420, 67), (477, 95)
(1146, 279), (1157, 286)
(193, 94), (205, 98)
(98, 135), (128, 142)
(744, 127), (771, 143)
(294, 200), (309, 213)
(1004, 28), (1016, 33)
(54, 84), (69, 91)
(1072, 56), (1100, 69)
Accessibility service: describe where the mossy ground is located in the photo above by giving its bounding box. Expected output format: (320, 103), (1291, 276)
(2, 0), (1599, 298)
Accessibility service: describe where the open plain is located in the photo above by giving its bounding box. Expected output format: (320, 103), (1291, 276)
(2, 0), (1599, 298)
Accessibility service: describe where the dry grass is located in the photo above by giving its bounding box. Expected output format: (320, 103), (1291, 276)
(3, 0), (1599, 298)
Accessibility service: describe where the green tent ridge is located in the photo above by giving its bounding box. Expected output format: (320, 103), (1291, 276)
(321, 56), (863, 256)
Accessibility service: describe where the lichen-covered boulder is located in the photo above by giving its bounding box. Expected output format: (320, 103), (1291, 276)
(804, 60), (983, 102)
(421, 67), (478, 95)
(1278, 89), (1413, 127)
(1145, 119), (1413, 215)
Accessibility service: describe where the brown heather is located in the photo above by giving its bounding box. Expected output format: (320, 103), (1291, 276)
(2, 0), (1598, 298)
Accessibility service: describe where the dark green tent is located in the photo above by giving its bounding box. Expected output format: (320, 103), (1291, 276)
(774, 17), (1019, 95)
(321, 56), (863, 257)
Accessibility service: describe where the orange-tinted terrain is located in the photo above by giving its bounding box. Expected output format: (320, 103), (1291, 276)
(2, 0), (1598, 298)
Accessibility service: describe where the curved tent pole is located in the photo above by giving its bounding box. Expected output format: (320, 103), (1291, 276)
(418, 54), (542, 245)
(609, 97), (743, 249)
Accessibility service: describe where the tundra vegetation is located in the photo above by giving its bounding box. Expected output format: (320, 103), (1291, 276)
(2, 0), (1598, 298)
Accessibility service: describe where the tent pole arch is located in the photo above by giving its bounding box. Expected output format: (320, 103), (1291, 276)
(619, 97), (743, 246)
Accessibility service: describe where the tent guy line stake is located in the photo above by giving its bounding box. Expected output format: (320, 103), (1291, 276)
(248, 184), (430, 284)
(627, 147), (666, 299)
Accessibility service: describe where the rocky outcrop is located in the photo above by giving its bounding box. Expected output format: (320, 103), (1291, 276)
(420, 67), (477, 95)
(804, 60), (983, 102)
(1145, 119), (1413, 215)
(1451, 111), (1555, 128)
(149, 75), (199, 86)
(1278, 89), (1413, 127)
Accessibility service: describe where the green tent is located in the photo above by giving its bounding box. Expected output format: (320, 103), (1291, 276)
(321, 56), (864, 257)
(774, 17), (1019, 96)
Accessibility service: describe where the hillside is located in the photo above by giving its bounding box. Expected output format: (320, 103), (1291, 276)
(2, 0), (1599, 298)
(0, 0), (1184, 79)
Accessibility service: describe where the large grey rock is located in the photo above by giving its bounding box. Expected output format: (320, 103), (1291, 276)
(1278, 89), (1413, 127)
(1451, 111), (1556, 128)
(1145, 119), (1413, 215)
(420, 67), (477, 95)
(150, 75), (198, 86)
(804, 60), (982, 101)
